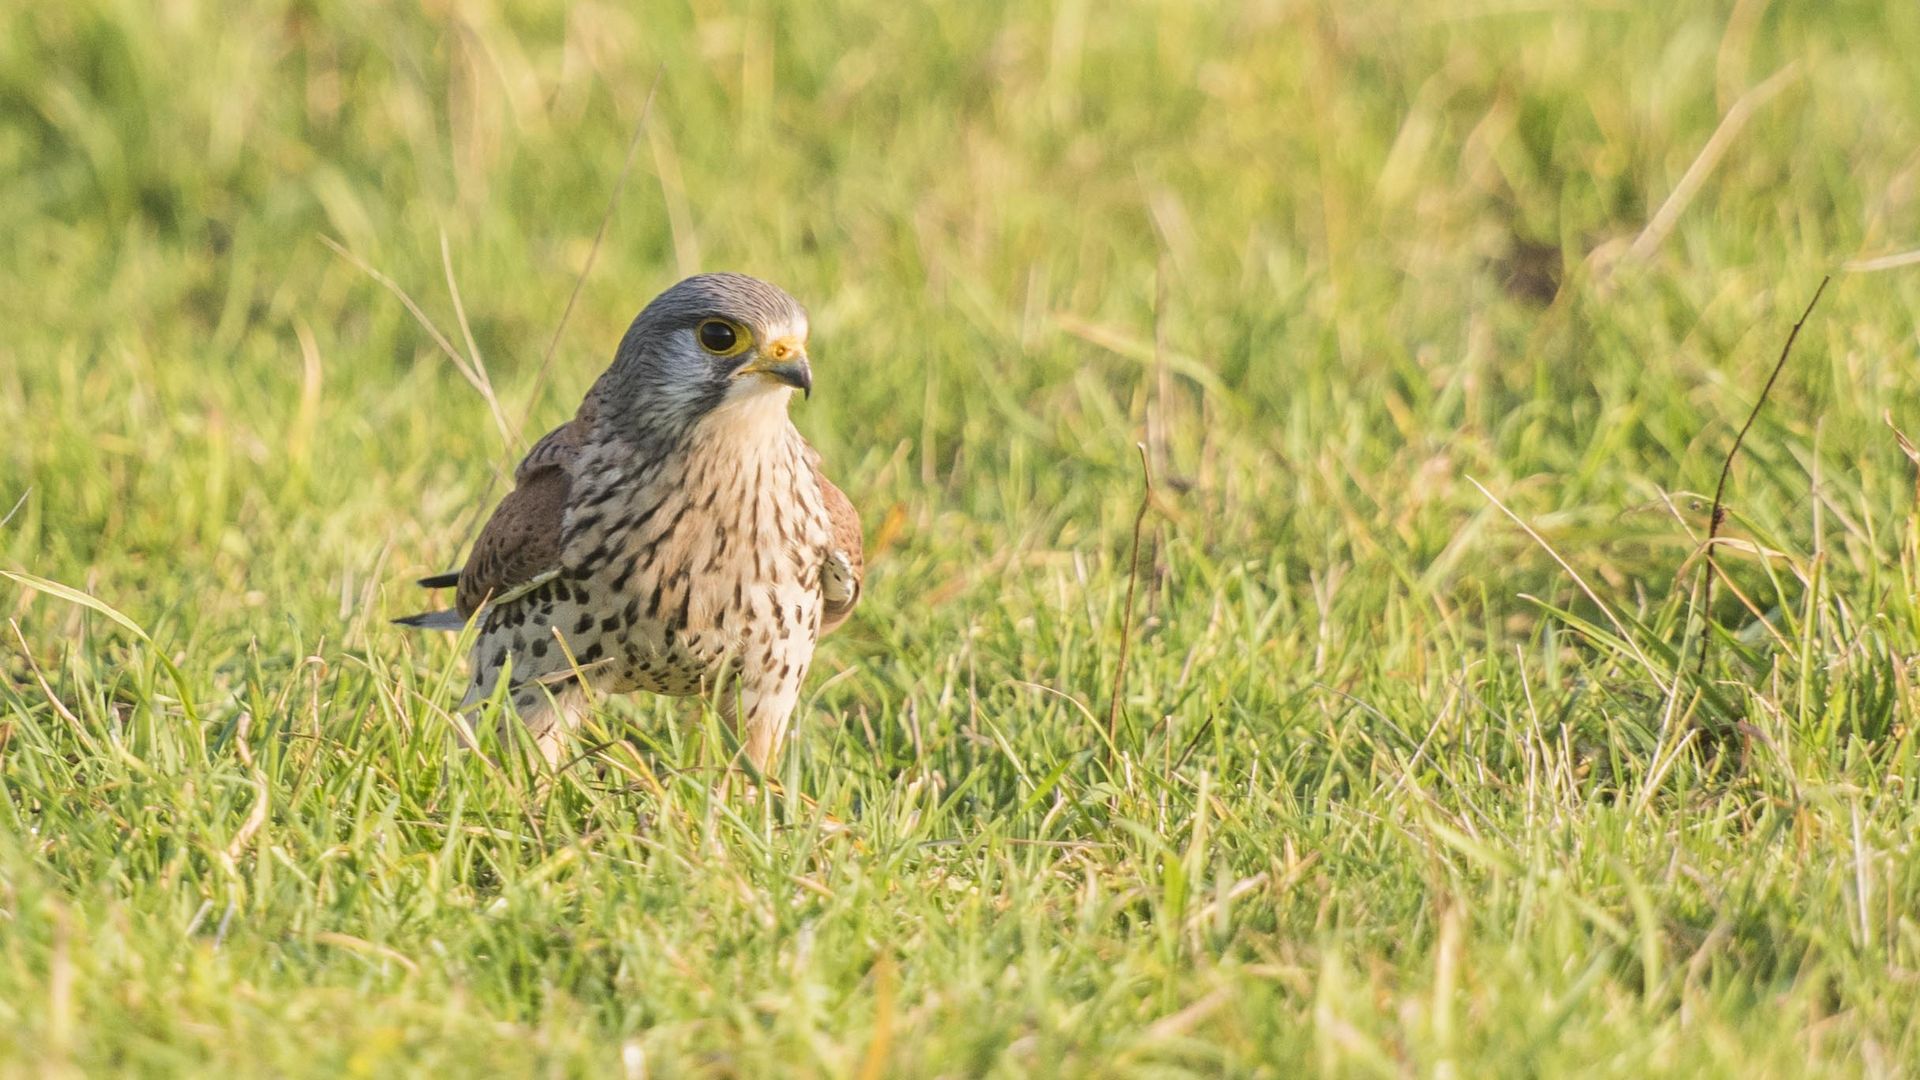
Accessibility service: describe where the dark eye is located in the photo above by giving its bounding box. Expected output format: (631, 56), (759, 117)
(697, 319), (742, 355)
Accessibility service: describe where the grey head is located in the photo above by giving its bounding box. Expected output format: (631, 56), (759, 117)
(590, 273), (813, 434)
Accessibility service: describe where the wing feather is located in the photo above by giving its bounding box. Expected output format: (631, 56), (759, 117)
(453, 420), (584, 617)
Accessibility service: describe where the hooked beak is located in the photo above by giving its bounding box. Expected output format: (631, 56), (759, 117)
(736, 337), (812, 399)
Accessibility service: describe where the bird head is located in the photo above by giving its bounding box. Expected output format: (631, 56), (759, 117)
(604, 273), (814, 429)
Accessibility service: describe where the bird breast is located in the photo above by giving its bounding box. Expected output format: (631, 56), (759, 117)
(563, 422), (830, 696)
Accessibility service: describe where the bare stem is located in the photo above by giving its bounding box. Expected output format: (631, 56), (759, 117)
(1695, 274), (1831, 676)
(1109, 444), (1154, 758)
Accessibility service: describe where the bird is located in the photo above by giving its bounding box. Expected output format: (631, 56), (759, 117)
(397, 273), (864, 772)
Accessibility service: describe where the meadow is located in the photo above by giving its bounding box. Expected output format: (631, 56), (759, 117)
(3, 0), (1920, 1074)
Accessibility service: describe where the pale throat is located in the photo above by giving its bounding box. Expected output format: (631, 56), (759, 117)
(701, 385), (795, 445)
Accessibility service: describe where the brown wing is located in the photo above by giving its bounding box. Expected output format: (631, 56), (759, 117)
(513, 419), (585, 483)
(455, 421), (584, 617)
(811, 458), (864, 635)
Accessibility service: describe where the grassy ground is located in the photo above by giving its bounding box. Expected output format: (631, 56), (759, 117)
(4, 0), (1920, 1074)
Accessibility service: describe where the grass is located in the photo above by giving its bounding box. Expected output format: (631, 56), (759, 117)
(4, 0), (1920, 1074)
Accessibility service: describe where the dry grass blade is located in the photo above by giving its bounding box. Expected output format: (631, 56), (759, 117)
(1844, 248), (1920, 274)
(321, 235), (512, 448)
(1627, 63), (1801, 264)
(0, 487), (28, 529)
(313, 932), (422, 977)
(1887, 412), (1920, 505)
(854, 954), (896, 1080)
(448, 67), (665, 552)
(440, 230), (508, 441)
(1694, 274), (1830, 676)
(1468, 479), (1672, 699)
(515, 66), (666, 440)
(2, 568), (152, 642)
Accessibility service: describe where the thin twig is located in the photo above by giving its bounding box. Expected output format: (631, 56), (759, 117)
(514, 65), (665, 442)
(1108, 444), (1154, 758)
(1170, 712), (1216, 774)
(1148, 255), (1171, 483)
(1695, 274), (1831, 676)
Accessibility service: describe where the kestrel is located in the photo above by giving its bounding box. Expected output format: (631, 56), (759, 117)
(398, 274), (863, 771)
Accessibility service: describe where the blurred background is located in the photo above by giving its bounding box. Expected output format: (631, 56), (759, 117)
(4, 1), (1920, 1072)
(5, 0), (1917, 636)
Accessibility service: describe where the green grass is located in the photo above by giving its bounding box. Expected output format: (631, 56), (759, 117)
(4, 0), (1920, 1074)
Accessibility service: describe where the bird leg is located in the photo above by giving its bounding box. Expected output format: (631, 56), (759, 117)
(502, 677), (589, 770)
(717, 678), (801, 777)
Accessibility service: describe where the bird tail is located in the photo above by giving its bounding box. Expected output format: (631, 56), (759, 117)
(394, 570), (466, 629)
(393, 609), (466, 631)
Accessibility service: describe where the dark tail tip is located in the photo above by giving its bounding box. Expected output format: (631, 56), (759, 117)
(393, 609), (465, 631)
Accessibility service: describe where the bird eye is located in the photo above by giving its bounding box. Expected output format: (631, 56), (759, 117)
(696, 318), (748, 356)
